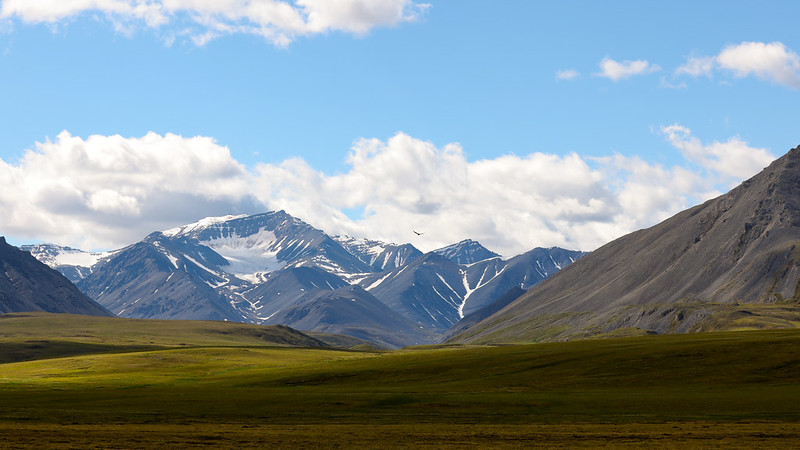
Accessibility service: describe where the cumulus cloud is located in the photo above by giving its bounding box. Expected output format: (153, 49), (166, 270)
(596, 57), (660, 81)
(0, 128), (776, 256)
(717, 41), (800, 87)
(675, 41), (800, 88)
(0, 0), (429, 46)
(0, 131), (258, 249)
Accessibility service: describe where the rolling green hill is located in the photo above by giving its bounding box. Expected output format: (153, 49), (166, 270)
(0, 312), (334, 363)
(1, 314), (800, 447)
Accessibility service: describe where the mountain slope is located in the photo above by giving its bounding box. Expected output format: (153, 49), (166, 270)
(0, 237), (111, 316)
(459, 247), (586, 316)
(241, 266), (350, 320)
(262, 285), (431, 348)
(360, 253), (467, 331)
(357, 247), (585, 331)
(449, 145), (800, 344)
(77, 236), (243, 321)
(439, 286), (526, 342)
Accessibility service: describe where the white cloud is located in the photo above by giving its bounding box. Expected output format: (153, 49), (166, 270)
(0, 0), (429, 46)
(0, 131), (257, 249)
(555, 69), (579, 81)
(675, 56), (715, 78)
(0, 128), (775, 256)
(596, 57), (661, 81)
(716, 41), (800, 88)
(660, 124), (774, 183)
(675, 41), (800, 88)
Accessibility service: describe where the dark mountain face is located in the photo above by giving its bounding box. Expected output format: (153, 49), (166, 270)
(77, 240), (243, 322)
(262, 285), (432, 348)
(242, 266), (350, 320)
(357, 247), (586, 332)
(439, 286), (526, 343)
(0, 237), (111, 317)
(449, 145), (800, 344)
(433, 239), (500, 265)
(459, 247), (586, 317)
(361, 253), (466, 332)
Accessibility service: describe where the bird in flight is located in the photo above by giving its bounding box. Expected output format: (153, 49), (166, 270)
(413, 230), (424, 236)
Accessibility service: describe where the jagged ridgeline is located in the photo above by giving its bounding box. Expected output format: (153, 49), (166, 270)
(22, 211), (584, 348)
(449, 144), (800, 344)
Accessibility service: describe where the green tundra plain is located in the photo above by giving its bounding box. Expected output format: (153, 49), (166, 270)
(1, 312), (799, 448)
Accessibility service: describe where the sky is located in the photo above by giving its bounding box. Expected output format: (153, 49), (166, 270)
(0, 1), (798, 256)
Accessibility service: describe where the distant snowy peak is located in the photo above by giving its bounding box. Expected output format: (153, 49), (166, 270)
(21, 243), (110, 268)
(20, 243), (113, 282)
(334, 235), (423, 272)
(433, 239), (500, 265)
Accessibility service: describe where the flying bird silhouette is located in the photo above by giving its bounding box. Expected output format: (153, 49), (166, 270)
(413, 230), (424, 236)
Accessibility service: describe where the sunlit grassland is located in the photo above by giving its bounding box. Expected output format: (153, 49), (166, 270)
(1, 313), (800, 447)
(0, 312), (331, 364)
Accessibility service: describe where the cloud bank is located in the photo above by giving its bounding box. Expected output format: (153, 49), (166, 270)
(0, 128), (776, 256)
(0, 0), (430, 46)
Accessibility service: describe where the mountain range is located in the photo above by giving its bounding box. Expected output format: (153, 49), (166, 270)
(449, 144), (800, 344)
(22, 211), (584, 347)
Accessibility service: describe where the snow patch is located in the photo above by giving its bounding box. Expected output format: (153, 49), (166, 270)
(164, 252), (179, 269)
(201, 229), (287, 281)
(53, 250), (107, 268)
(184, 254), (220, 278)
(366, 272), (393, 291)
(162, 214), (248, 237)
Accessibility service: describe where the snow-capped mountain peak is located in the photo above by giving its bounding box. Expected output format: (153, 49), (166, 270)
(433, 239), (500, 265)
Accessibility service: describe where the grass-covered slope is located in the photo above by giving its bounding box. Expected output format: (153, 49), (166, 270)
(1, 322), (800, 446)
(450, 301), (800, 344)
(0, 312), (328, 363)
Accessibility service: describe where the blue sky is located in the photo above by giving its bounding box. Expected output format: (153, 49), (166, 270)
(0, 1), (798, 255)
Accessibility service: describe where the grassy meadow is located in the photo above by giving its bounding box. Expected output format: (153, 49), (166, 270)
(1, 313), (800, 447)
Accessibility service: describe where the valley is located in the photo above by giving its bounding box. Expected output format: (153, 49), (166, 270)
(2, 2), (798, 448)
(0, 312), (799, 447)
